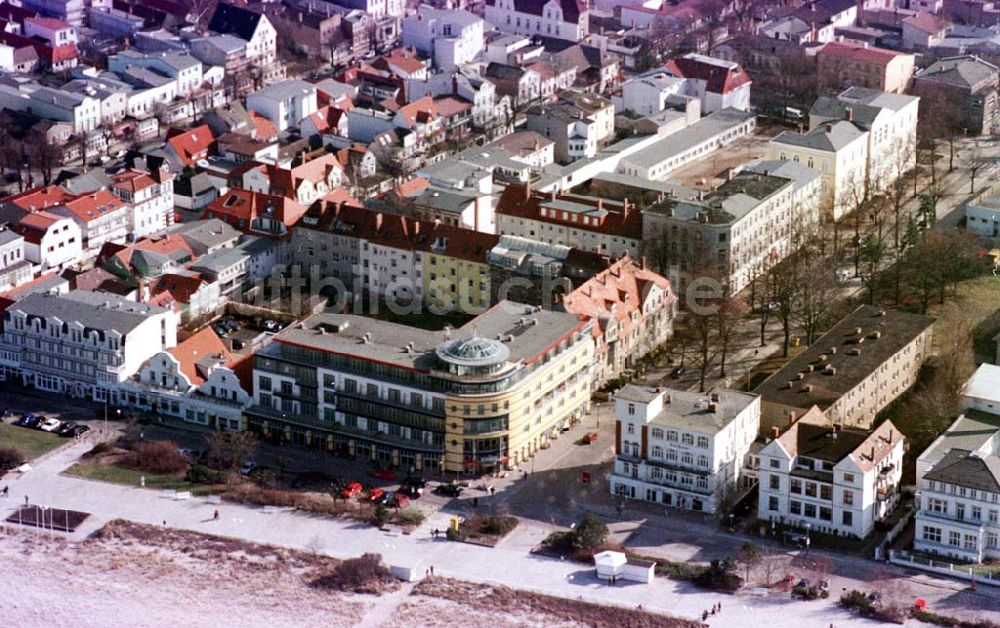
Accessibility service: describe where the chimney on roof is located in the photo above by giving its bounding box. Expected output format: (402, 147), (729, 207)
(707, 402), (718, 413)
(787, 411), (797, 426)
(825, 123), (833, 133)
(770, 426), (780, 440)
(844, 105), (853, 122)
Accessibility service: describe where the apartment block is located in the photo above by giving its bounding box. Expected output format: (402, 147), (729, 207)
(756, 306), (935, 432)
(0, 290), (178, 401)
(247, 302), (593, 473)
(610, 386), (760, 513)
(757, 408), (904, 538)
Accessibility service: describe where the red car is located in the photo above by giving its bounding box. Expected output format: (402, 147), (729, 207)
(340, 482), (363, 498)
(369, 469), (397, 481)
(393, 493), (411, 508)
(368, 488), (385, 502)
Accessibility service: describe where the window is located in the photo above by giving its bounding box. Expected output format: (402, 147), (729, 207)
(957, 503), (966, 520)
(842, 511), (853, 527)
(667, 431), (678, 442)
(652, 428), (663, 439)
(804, 503), (817, 518)
(790, 500), (801, 515)
(843, 473), (855, 483)
(791, 479), (802, 494)
(769, 458), (780, 469)
(819, 507), (832, 521)
(928, 498), (947, 514)
(652, 446), (663, 458)
(769, 475), (780, 490)
(682, 433), (694, 445)
(768, 496), (779, 511)
(973, 506), (982, 521)
(804, 483), (817, 498)
(258, 376), (272, 392)
(820, 485), (832, 500)
(965, 534), (978, 551)
(922, 526), (941, 544)
(949, 531), (961, 547)
(697, 436), (709, 448)
(990, 510), (998, 524)
(627, 403), (635, 415)
(842, 490), (854, 506)
(989, 532), (998, 549)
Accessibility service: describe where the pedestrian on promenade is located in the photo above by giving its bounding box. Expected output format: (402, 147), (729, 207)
(1, 485), (8, 497)
(430, 565), (434, 576)
(213, 510), (219, 521)
(24, 494), (28, 506)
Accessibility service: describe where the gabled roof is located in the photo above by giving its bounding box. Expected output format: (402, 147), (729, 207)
(166, 325), (231, 386)
(249, 111), (278, 142)
(916, 55), (999, 90)
(486, 0), (586, 21)
(396, 96), (438, 128)
(664, 53), (751, 95)
(925, 448), (1000, 493)
(561, 255), (673, 341)
(204, 189), (308, 237)
(772, 120), (866, 152)
(112, 169), (157, 194)
(56, 189), (126, 223)
(208, 3), (264, 41)
(819, 41), (906, 66)
(902, 11), (948, 35)
(151, 272), (205, 305)
(166, 124), (215, 166)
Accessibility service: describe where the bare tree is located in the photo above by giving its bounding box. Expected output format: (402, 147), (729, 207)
(792, 244), (841, 345)
(964, 141), (989, 194)
(715, 295), (747, 378)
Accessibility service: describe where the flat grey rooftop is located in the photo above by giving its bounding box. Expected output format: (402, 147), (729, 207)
(618, 385), (757, 433)
(10, 290), (166, 335)
(623, 108), (755, 169)
(268, 301), (585, 371)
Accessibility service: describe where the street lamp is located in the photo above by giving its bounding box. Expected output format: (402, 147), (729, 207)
(805, 523), (812, 555)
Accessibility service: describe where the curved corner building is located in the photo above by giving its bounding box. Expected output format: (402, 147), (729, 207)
(247, 300), (594, 473)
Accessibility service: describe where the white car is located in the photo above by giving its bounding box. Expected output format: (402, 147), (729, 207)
(39, 418), (62, 432)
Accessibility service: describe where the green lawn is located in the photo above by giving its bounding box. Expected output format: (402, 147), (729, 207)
(0, 422), (65, 460)
(63, 461), (194, 491)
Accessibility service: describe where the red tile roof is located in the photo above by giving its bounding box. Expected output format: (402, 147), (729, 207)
(151, 273), (205, 307)
(113, 169), (157, 193)
(249, 111), (278, 142)
(664, 54), (751, 95)
(166, 124), (216, 166)
(203, 188), (308, 238)
(495, 184), (643, 241)
(59, 189), (125, 223)
(376, 48), (426, 76)
(167, 325), (230, 386)
(8, 185), (72, 211)
(818, 42), (905, 66)
(561, 255), (673, 341)
(396, 96), (438, 128)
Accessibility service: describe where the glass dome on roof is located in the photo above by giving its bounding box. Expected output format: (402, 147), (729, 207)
(435, 335), (511, 368)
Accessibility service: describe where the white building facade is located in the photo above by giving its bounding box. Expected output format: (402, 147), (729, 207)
(610, 386), (760, 513)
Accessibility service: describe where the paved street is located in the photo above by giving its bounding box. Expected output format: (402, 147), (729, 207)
(3, 420), (999, 627)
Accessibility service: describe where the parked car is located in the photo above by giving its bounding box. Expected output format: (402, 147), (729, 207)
(392, 493), (411, 508)
(398, 484), (422, 499)
(211, 323), (229, 337)
(434, 483), (463, 497)
(369, 469), (397, 481)
(669, 365), (686, 379)
(367, 488), (385, 502)
(56, 422), (78, 436)
(402, 475), (426, 488)
(263, 319), (283, 332)
(16, 413), (40, 428)
(39, 418), (62, 432)
(341, 482), (363, 498)
(376, 491), (395, 506)
(239, 460), (260, 475)
(67, 425), (91, 438)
